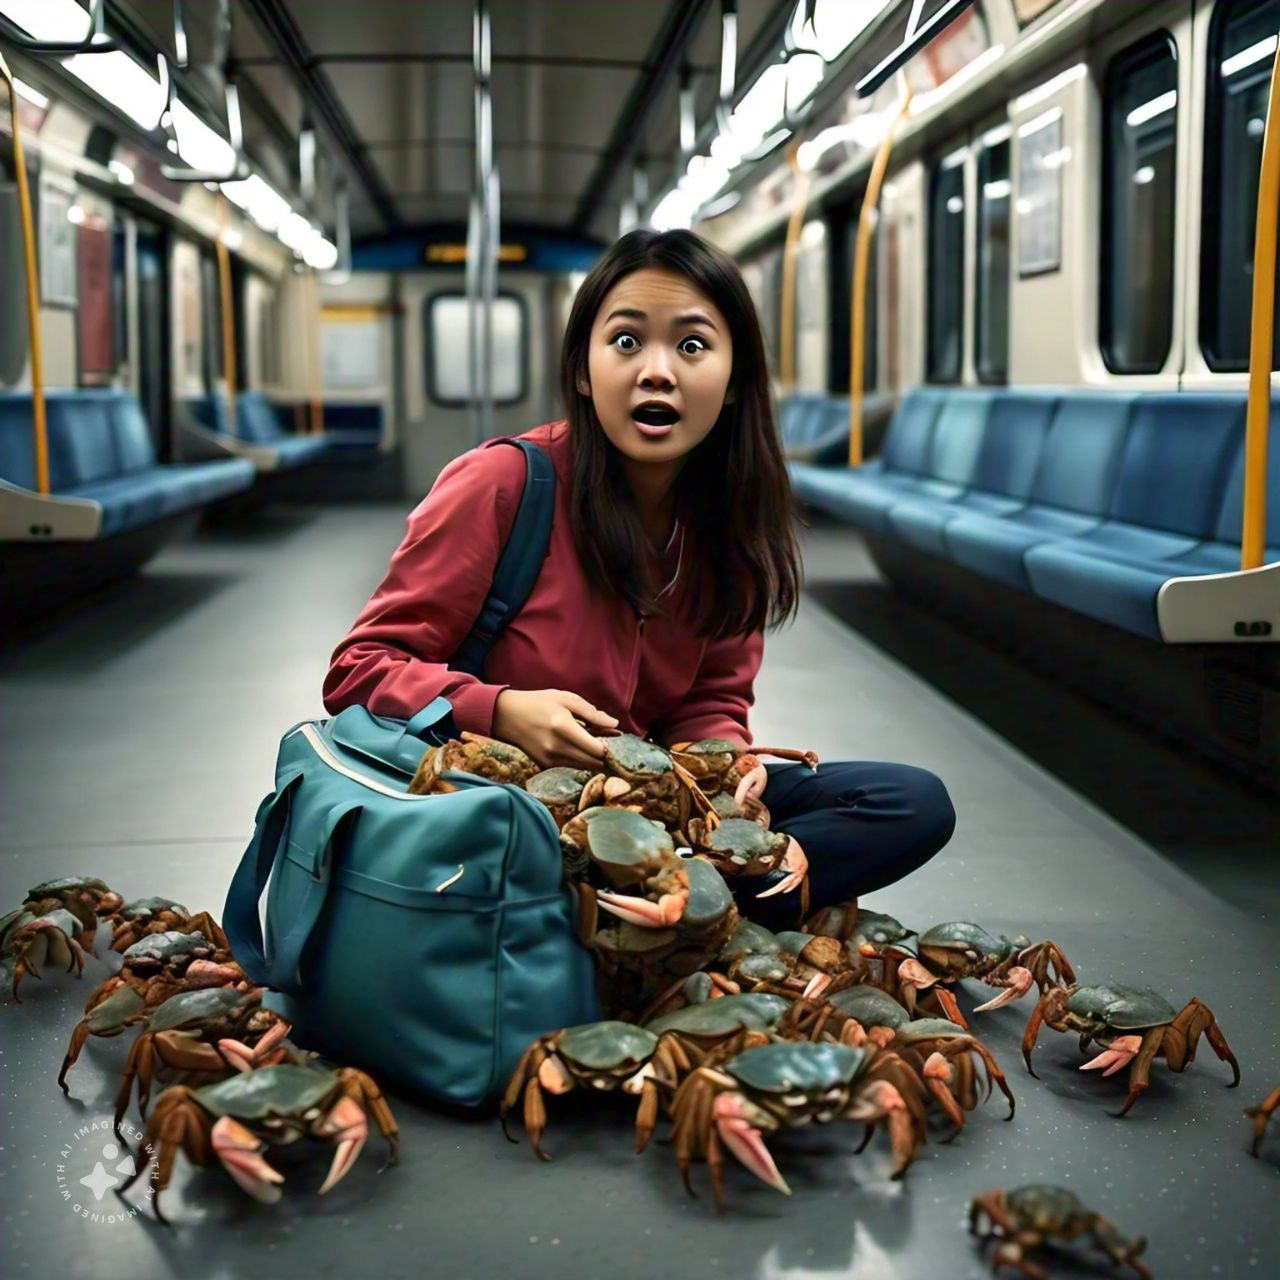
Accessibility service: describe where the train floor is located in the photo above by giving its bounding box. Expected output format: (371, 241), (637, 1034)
(1, 506), (1276, 1280)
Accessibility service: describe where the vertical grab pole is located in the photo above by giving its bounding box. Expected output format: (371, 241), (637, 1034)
(1242, 42), (1279, 571)
(1, 56), (50, 494)
(308, 269), (324, 434)
(214, 193), (238, 438)
(850, 84), (913, 468)
(780, 140), (811, 395)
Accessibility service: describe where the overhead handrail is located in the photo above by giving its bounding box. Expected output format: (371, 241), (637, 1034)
(169, 0), (188, 69)
(0, 51), (50, 495)
(159, 0), (249, 182)
(213, 194), (238, 439)
(779, 140), (811, 395)
(0, 0), (115, 55)
(1241, 38), (1279, 571)
(849, 81), (912, 468)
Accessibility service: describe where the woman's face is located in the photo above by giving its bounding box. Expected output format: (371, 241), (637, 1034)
(581, 267), (734, 472)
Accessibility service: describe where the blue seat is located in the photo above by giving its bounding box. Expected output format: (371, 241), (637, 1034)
(1024, 395), (1273, 638)
(187, 392), (330, 469)
(944, 393), (1135, 590)
(886, 389), (999, 554)
(791, 387), (947, 532)
(0, 389), (254, 538)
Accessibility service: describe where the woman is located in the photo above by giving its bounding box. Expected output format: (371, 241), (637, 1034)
(324, 228), (955, 930)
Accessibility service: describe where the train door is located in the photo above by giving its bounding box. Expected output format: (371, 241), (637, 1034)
(134, 221), (171, 459)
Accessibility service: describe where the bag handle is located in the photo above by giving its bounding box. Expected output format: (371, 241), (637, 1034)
(223, 772), (362, 997)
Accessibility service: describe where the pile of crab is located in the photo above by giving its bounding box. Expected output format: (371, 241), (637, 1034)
(3, 729), (1267, 1262)
(1, 879), (399, 1221)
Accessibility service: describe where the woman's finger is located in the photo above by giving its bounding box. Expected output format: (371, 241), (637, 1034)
(558, 721), (608, 766)
(560, 692), (620, 731)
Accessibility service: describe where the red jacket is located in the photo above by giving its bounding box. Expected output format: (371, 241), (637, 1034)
(323, 421), (764, 749)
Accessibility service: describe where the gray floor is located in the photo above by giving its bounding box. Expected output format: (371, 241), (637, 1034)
(1, 507), (1276, 1280)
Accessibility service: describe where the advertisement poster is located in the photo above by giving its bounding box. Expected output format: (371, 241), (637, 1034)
(39, 179), (78, 307)
(76, 220), (114, 382)
(1016, 111), (1064, 277)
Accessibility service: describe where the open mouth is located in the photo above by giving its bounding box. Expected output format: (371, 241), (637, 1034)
(631, 403), (681, 427)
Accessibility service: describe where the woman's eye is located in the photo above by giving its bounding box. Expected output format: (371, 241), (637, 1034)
(612, 333), (639, 352)
(679, 337), (707, 355)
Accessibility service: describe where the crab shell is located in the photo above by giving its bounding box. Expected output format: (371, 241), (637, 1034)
(706, 818), (788, 876)
(669, 739), (739, 789)
(121, 929), (221, 968)
(555, 1021), (661, 1076)
(645, 992), (792, 1037)
(1004, 1183), (1087, 1229)
(525, 767), (593, 827)
(917, 922), (1029, 976)
(726, 1040), (873, 1106)
(1064, 983), (1178, 1032)
(827, 985), (913, 1031)
(115, 896), (190, 921)
(191, 1064), (350, 1138)
(144, 986), (257, 1034)
(602, 734), (677, 782)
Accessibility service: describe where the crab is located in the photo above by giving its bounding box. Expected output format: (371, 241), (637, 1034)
(886, 922), (1076, 1026)
(1022, 982), (1240, 1115)
(560, 806), (690, 931)
(1245, 1082), (1280, 1158)
(593, 856), (740, 1022)
(408, 732), (540, 794)
(1, 907), (90, 1001)
(785, 988), (1015, 1131)
(113, 987), (298, 1136)
(803, 903), (912, 952)
(969, 1184), (1151, 1279)
(21, 876), (125, 944)
(61, 931), (248, 1087)
(667, 1039), (926, 1208)
(500, 1020), (697, 1159)
(101, 897), (229, 953)
(578, 733), (698, 829)
(691, 817), (790, 879)
(117, 1062), (399, 1220)
(524, 767), (595, 828)
(668, 740), (821, 797)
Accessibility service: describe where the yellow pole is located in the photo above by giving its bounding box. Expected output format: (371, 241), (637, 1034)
(1242, 44), (1279, 570)
(214, 194), (238, 438)
(849, 86), (913, 468)
(307, 270), (324, 434)
(780, 141), (812, 394)
(1, 56), (50, 495)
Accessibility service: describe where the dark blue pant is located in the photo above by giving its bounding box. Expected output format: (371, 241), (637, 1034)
(720, 761), (956, 932)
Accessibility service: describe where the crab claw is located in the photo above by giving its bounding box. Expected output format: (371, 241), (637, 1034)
(713, 1094), (790, 1196)
(596, 890), (687, 928)
(217, 1019), (292, 1073)
(211, 1115), (285, 1204)
(316, 1096), (369, 1195)
(802, 973), (832, 1001)
(896, 958), (938, 990)
(537, 1053), (574, 1095)
(973, 966), (1035, 1012)
(1081, 1035), (1142, 1077)
(623, 1061), (656, 1096)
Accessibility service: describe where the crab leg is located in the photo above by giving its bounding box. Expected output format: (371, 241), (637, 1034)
(1080, 1034), (1143, 1077)
(315, 1095), (370, 1194)
(973, 965), (1035, 1012)
(713, 1093), (791, 1197)
(596, 889), (686, 928)
(212, 1115), (286, 1203)
(217, 1018), (292, 1073)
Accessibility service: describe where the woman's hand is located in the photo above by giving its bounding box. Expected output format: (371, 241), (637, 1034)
(757, 836), (808, 899)
(492, 689), (618, 770)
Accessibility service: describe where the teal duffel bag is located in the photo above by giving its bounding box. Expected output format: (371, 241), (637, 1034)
(222, 697), (602, 1109)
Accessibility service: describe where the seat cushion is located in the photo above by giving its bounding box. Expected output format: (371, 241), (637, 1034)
(264, 435), (330, 469)
(881, 388), (945, 475)
(1107, 394), (1244, 538)
(790, 461), (919, 533)
(108, 393), (157, 473)
(1023, 542), (1171, 639)
(1029, 393), (1134, 515)
(66, 459), (255, 536)
(969, 391), (1058, 499)
(944, 506), (1101, 590)
(1212, 395), (1280, 546)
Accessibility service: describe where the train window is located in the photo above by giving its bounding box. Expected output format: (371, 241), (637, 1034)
(975, 134), (1011, 385)
(1100, 34), (1178, 374)
(926, 152), (966, 384)
(424, 292), (527, 407)
(826, 202), (878, 395)
(1200, 0), (1280, 372)
(0, 181), (26, 385)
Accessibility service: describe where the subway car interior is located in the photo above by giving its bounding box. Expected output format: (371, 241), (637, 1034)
(1, 1), (1278, 1277)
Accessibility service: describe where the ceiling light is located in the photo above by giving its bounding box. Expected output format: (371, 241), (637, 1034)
(63, 50), (166, 130)
(171, 98), (236, 174)
(0, 0), (90, 42)
(13, 78), (49, 109)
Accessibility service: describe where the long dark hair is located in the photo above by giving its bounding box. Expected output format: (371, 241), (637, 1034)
(560, 228), (802, 640)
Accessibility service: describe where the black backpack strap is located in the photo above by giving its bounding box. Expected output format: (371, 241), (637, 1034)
(449, 439), (556, 678)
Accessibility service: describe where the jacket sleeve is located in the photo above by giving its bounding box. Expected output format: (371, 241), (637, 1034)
(322, 443), (527, 734)
(659, 628), (764, 751)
